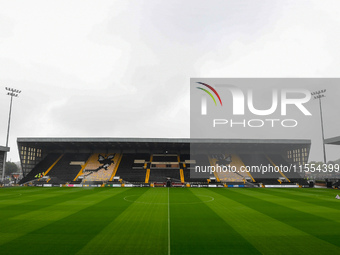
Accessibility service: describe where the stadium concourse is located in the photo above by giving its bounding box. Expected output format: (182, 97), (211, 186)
(17, 137), (311, 188)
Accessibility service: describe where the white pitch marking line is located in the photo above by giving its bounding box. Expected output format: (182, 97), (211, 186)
(122, 191), (215, 255)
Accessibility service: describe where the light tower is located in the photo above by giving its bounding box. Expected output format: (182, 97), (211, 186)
(2, 87), (21, 181)
(311, 89), (326, 164)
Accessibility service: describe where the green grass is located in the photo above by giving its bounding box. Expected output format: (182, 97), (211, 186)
(0, 187), (340, 254)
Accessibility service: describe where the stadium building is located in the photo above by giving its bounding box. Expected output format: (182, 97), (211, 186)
(17, 137), (311, 187)
(324, 136), (340, 188)
(0, 145), (10, 179)
(325, 136), (340, 146)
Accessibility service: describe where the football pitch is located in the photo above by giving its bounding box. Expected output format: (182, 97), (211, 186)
(0, 187), (340, 255)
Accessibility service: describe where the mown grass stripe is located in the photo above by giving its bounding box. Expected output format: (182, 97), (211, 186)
(0, 188), (145, 255)
(295, 188), (340, 194)
(286, 188), (340, 200)
(243, 188), (340, 223)
(170, 188), (261, 255)
(0, 189), (93, 244)
(0, 188), (123, 246)
(0, 187), (81, 207)
(225, 188), (340, 248)
(0, 188), (95, 221)
(258, 188), (340, 211)
(2, 187), (340, 255)
(205, 188), (340, 254)
(0, 187), (45, 197)
(77, 187), (168, 255)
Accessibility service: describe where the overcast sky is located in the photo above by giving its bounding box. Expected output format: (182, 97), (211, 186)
(1, 0), (340, 162)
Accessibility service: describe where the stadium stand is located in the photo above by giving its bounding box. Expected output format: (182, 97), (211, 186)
(17, 138), (311, 185)
(19, 153), (62, 184)
(179, 169), (185, 183)
(149, 169), (181, 182)
(46, 153), (91, 183)
(180, 154), (190, 162)
(179, 154), (194, 183)
(148, 154), (181, 183)
(152, 155), (178, 162)
(186, 154), (215, 182)
(332, 180), (340, 188)
(79, 153), (121, 183)
(239, 153), (283, 184)
(268, 154), (302, 180)
(209, 154), (254, 183)
(115, 154), (149, 183)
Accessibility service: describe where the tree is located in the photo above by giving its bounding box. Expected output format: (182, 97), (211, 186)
(5, 161), (19, 175)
